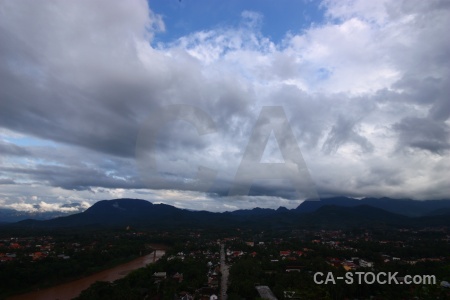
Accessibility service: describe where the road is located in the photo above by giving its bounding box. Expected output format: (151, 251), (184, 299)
(220, 244), (229, 300)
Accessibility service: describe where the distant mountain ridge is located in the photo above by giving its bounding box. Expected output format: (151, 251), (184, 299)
(2, 197), (450, 230)
(0, 208), (82, 223)
(296, 196), (450, 217)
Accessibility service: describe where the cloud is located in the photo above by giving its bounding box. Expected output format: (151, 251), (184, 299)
(240, 11), (264, 29)
(322, 115), (374, 154)
(393, 117), (450, 154)
(0, 0), (449, 212)
(4, 200), (90, 213)
(0, 140), (29, 156)
(0, 179), (15, 185)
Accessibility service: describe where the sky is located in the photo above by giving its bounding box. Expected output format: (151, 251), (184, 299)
(0, 0), (449, 213)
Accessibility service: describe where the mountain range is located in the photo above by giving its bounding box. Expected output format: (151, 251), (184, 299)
(295, 196), (450, 217)
(0, 208), (84, 223)
(2, 197), (450, 230)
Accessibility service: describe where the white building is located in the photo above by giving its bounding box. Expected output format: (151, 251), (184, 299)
(359, 259), (374, 268)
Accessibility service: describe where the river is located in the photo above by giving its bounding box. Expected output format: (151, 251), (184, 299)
(8, 250), (165, 300)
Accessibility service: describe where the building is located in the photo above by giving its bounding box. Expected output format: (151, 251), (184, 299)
(153, 272), (167, 279)
(255, 285), (278, 300)
(359, 259), (374, 268)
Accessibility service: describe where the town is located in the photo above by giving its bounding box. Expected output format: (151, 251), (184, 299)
(1, 225), (449, 299)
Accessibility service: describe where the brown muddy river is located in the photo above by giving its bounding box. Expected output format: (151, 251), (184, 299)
(9, 250), (165, 300)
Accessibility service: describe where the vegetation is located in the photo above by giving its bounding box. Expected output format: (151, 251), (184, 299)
(0, 229), (163, 298)
(1, 204), (450, 299)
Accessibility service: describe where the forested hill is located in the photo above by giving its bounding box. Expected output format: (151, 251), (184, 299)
(3, 197), (450, 230)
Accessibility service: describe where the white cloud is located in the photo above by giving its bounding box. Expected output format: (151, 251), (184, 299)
(322, 0), (391, 24)
(0, 0), (449, 212)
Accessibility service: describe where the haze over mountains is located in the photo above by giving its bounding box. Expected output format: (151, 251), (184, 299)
(0, 203), (86, 223)
(2, 197), (450, 229)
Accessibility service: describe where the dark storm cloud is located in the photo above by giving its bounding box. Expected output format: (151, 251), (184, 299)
(428, 75), (450, 122)
(1, 164), (139, 191)
(393, 117), (450, 154)
(392, 76), (442, 105)
(0, 1), (253, 159)
(0, 0), (167, 158)
(0, 140), (29, 156)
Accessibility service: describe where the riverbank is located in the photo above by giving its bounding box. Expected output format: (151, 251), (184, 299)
(8, 250), (165, 300)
